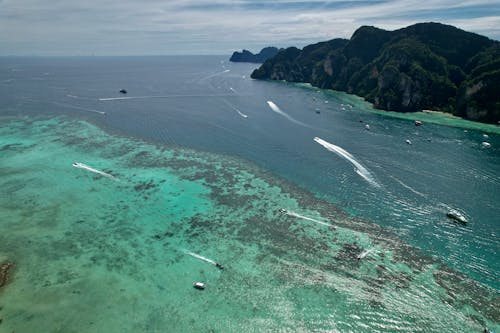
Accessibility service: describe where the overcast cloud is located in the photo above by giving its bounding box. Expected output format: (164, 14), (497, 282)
(1, 0), (499, 55)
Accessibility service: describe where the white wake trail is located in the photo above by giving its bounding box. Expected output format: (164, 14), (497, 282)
(266, 101), (310, 128)
(357, 249), (374, 260)
(221, 99), (249, 118)
(99, 94), (235, 101)
(235, 108), (248, 118)
(99, 96), (135, 101)
(286, 211), (334, 228)
(72, 162), (118, 181)
(184, 251), (217, 266)
(389, 175), (427, 198)
(314, 137), (380, 188)
(53, 102), (105, 115)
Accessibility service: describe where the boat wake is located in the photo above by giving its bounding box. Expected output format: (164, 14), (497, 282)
(357, 248), (374, 260)
(285, 210), (334, 228)
(99, 94), (235, 101)
(184, 250), (217, 266)
(99, 96), (135, 101)
(235, 108), (248, 118)
(267, 101), (310, 128)
(197, 69), (231, 82)
(389, 175), (427, 198)
(221, 99), (248, 118)
(313, 137), (380, 188)
(72, 162), (118, 181)
(53, 102), (105, 115)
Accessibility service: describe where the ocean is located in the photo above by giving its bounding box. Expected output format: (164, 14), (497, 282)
(0, 55), (498, 332)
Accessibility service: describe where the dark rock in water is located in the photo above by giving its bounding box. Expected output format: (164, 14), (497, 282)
(230, 47), (279, 63)
(251, 22), (500, 124)
(0, 262), (14, 289)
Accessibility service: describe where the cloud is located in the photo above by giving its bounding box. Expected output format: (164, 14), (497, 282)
(0, 0), (499, 55)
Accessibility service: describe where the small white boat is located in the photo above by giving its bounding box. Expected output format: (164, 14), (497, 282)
(415, 120), (422, 126)
(446, 210), (467, 224)
(365, 124), (370, 130)
(406, 139), (412, 145)
(193, 282), (206, 290)
(481, 142), (491, 148)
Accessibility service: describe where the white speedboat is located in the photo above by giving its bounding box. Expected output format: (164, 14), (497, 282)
(193, 282), (206, 290)
(446, 210), (467, 224)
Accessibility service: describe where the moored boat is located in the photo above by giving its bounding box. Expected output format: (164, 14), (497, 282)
(193, 282), (206, 290)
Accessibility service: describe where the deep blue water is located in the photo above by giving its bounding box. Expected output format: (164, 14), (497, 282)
(1, 55), (499, 289)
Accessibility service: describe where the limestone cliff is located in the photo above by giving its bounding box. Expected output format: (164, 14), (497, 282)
(251, 23), (500, 124)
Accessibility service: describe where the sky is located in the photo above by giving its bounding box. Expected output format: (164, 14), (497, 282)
(1, 0), (499, 56)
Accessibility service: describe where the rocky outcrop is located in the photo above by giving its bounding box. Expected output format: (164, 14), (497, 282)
(251, 22), (500, 124)
(230, 47), (280, 63)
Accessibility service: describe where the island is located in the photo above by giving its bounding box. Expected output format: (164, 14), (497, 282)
(230, 47), (280, 63)
(251, 23), (500, 124)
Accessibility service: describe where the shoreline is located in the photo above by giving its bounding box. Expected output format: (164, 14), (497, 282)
(285, 81), (500, 135)
(328, 89), (500, 135)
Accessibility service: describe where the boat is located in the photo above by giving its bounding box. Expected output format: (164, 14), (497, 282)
(446, 210), (467, 224)
(193, 282), (206, 290)
(365, 124), (370, 130)
(119, 89), (127, 94)
(215, 263), (224, 270)
(481, 142), (491, 148)
(406, 139), (412, 145)
(357, 249), (373, 260)
(278, 208), (287, 214)
(415, 120), (422, 126)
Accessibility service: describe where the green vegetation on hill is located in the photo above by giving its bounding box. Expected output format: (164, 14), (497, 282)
(251, 23), (500, 124)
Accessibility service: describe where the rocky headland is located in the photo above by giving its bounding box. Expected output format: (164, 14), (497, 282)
(251, 23), (500, 124)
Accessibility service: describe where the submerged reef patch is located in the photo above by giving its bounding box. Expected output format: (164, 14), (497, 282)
(0, 262), (13, 289)
(0, 115), (498, 332)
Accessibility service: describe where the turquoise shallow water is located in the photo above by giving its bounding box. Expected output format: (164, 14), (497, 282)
(0, 116), (498, 332)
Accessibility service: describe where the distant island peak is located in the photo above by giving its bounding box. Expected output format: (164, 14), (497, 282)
(230, 47), (280, 63)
